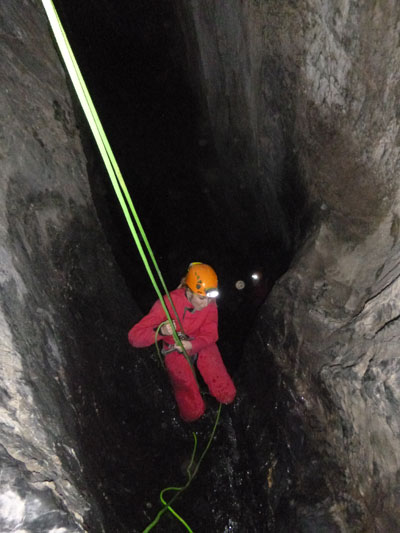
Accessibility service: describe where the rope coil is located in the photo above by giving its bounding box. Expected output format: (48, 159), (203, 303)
(143, 403), (222, 532)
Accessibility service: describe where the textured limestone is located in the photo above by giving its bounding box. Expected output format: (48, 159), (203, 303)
(176, 0), (400, 530)
(0, 1), (138, 531)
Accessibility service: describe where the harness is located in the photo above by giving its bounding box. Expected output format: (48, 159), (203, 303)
(161, 342), (198, 364)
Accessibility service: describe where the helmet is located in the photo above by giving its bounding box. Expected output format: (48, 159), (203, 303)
(185, 262), (219, 297)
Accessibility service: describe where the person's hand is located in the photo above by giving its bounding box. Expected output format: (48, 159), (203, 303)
(174, 340), (192, 353)
(160, 321), (176, 336)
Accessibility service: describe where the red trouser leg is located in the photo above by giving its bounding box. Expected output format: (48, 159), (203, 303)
(196, 344), (236, 404)
(165, 350), (205, 422)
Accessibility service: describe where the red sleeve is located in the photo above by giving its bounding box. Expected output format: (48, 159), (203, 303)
(189, 304), (218, 354)
(128, 299), (170, 348)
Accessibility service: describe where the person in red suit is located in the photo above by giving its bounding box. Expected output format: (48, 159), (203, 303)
(128, 263), (236, 422)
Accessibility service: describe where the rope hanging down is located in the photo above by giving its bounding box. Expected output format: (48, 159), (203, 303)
(41, 5), (222, 532)
(41, 0), (189, 355)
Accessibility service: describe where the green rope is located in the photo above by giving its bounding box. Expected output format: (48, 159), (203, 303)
(41, 0), (196, 372)
(41, 0), (186, 346)
(154, 322), (167, 369)
(41, 6), (222, 532)
(142, 403), (222, 532)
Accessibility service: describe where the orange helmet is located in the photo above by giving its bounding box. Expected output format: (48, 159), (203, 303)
(185, 262), (219, 297)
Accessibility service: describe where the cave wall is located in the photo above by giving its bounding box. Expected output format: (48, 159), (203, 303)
(2, 0), (400, 530)
(0, 1), (138, 531)
(175, 0), (400, 530)
(175, 0), (304, 256)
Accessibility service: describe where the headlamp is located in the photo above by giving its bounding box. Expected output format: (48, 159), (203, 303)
(206, 289), (219, 298)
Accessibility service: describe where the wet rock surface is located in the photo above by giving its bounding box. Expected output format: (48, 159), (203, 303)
(174, 0), (400, 530)
(1, 1), (137, 531)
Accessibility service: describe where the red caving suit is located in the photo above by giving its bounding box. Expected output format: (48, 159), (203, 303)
(128, 288), (236, 422)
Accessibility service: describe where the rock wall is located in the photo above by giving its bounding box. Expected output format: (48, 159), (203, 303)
(175, 0), (400, 530)
(0, 1), (138, 531)
(3, 0), (400, 530)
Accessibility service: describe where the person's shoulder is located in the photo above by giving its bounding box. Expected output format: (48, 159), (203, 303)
(168, 287), (186, 301)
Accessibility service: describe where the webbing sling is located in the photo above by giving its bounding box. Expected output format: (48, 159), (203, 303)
(41, 0), (190, 356)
